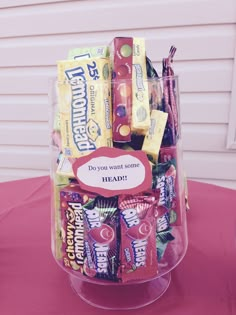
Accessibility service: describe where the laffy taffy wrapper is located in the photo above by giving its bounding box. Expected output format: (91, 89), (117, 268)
(60, 183), (96, 272)
(83, 196), (120, 281)
(57, 58), (113, 157)
(118, 195), (158, 282)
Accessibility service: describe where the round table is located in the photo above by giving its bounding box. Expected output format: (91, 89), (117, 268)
(0, 176), (235, 315)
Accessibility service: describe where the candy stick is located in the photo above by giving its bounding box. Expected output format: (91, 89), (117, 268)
(163, 58), (175, 145)
(162, 46), (178, 144)
(167, 47), (178, 135)
(164, 46), (178, 139)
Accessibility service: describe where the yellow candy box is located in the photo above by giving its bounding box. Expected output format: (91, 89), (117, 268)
(142, 110), (168, 163)
(57, 58), (113, 158)
(132, 38), (150, 135)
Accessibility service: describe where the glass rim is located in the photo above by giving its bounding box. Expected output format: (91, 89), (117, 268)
(48, 75), (178, 85)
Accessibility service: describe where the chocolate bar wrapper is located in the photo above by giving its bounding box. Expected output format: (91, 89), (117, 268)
(118, 195), (158, 282)
(83, 196), (120, 281)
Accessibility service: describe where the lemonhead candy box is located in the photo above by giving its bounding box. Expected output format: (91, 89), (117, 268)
(57, 58), (113, 157)
(68, 45), (110, 60)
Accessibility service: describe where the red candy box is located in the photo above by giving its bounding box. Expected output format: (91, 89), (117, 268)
(110, 37), (133, 142)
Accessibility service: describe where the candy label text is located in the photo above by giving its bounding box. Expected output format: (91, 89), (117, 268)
(132, 239), (147, 267)
(84, 207), (101, 228)
(156, 175), (167, 206)
(121, 208), (140, 228)
(65, 66), (97, 153)
(65, 202), (84, 265)
(93, 243), (109, 273)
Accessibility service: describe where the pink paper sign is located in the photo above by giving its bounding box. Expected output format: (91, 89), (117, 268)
(72, 147), (152, 197)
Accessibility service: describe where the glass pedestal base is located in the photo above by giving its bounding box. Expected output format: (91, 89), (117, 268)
(69, 272), (171, 310)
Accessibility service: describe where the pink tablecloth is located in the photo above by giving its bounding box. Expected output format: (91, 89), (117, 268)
(0, 176), (235, 315)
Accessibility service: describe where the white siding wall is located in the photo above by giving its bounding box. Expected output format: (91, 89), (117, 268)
(1, 0), (236, 189)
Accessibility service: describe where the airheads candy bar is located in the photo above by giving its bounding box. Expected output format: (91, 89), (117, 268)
(131, 38), (150, 135)
(110, 37), (133, 142)
(68, 45), (110, 60)
(83, 196), (120, 281)
(60, 183), (96, 272)
(118, 195), (158, 282)
(57, 58), (113, 157)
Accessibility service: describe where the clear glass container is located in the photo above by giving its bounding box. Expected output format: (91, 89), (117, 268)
(49, 77), (188, 310)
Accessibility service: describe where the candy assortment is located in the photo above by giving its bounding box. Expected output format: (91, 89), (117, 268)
(51, 37), (187, 283)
